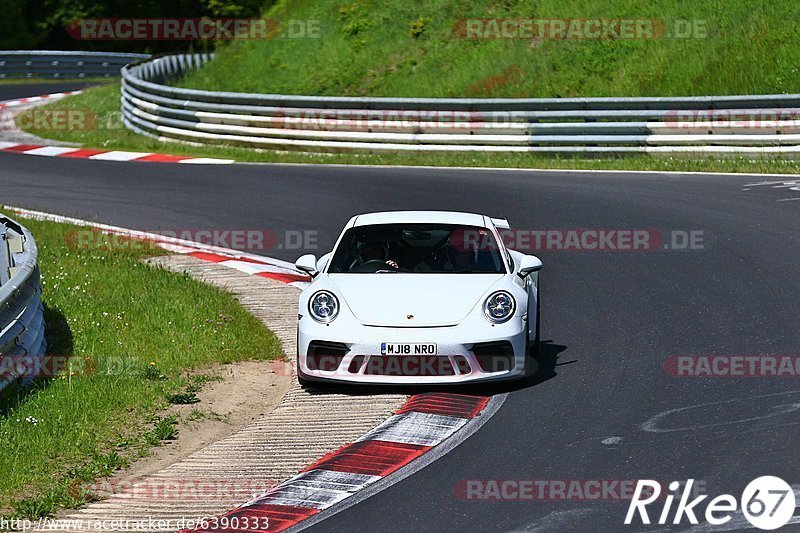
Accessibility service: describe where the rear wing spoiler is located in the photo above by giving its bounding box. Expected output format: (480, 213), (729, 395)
(489, 217), (510, 230)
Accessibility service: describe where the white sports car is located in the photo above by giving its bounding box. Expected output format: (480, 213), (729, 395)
(294, 211), (542, 386)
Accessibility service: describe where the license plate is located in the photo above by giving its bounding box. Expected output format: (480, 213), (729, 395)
(381, 342), (437, 355)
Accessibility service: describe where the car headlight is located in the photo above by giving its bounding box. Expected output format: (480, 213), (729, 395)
(309, 291), (339, 323)
(483, 291), (515, 323)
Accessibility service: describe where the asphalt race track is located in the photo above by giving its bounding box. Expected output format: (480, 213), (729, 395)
(2, 84), (799, 531)
(0, 82), (103, 102)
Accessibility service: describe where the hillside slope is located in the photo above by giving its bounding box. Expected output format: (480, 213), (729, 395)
(178, 0), (800, 97)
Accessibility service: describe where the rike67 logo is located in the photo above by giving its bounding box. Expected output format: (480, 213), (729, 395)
(625, 477), (796, 530)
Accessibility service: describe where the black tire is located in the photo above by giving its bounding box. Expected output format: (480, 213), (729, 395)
(528, 279), (541, 360)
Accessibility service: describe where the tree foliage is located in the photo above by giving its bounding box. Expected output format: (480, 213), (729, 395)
(0, 0), (272, 52)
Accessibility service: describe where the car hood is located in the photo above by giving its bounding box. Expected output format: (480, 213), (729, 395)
(328, 273), (505, 327)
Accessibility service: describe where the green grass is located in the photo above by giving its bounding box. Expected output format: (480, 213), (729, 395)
(17, 0), (800, 175)
(178, 0), (800, 97)
(0, 218), (283, 519)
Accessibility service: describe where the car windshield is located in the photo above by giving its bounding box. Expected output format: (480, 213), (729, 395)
(328, 224), (506, 274)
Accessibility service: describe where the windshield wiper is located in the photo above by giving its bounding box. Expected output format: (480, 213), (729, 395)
(375, 269), (398, 273)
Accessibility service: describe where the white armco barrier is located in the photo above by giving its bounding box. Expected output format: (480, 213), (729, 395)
(120, 53), (800, 156)
(0, 214), (46, 394)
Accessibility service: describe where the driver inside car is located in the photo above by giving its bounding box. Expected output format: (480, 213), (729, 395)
(360, 241), (399, 269)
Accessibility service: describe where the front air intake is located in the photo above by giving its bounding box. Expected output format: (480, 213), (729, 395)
(471, 341), (515, 372)
(307, 341), (349, 371)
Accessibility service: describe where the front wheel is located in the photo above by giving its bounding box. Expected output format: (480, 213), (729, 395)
(528, 283), (541, 360)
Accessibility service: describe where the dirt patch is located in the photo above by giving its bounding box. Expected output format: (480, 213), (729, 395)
(108, 360), (291, 487)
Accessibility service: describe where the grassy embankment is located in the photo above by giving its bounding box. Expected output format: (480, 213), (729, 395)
(21, 0), (800, 173)
(0, 218), (282, 519)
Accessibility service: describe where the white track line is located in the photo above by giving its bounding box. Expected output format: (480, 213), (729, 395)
(179, 157), (235, 164)
(88, 151), (152, 161)
(22, 146), (77, 156)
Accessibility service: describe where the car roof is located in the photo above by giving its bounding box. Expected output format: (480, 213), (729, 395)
(351, 210), (488, 228)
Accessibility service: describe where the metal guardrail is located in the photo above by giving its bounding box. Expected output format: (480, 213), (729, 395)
(0, 214), (46, 393)
(120, 53), (800, 156)
(0, 50), (149, 79)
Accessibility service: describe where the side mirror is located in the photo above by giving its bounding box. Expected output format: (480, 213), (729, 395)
(295, 254), (318, 276)
(518, 255), (543, 278)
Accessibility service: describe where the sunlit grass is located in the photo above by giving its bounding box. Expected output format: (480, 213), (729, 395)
(181, 0), (800, 97)
(18, 0), (800, 175)
(0, 219), (282, 518)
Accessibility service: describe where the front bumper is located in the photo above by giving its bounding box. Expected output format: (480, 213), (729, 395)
(297, 313), (527, 385)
